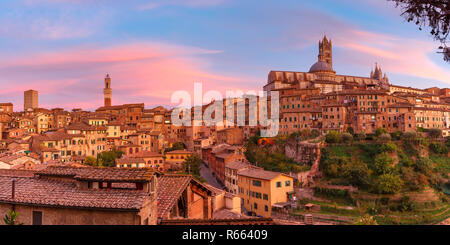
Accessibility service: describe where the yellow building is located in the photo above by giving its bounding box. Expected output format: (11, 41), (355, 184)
(237, 168), (294, 218)
(164, 149), (193, 170)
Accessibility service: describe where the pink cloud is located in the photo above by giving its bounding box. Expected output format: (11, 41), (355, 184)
(0, 41), (258, 111)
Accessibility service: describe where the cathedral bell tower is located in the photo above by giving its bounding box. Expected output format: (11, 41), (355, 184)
(104, 74), (112, 107)
(318, 35), (333, 69)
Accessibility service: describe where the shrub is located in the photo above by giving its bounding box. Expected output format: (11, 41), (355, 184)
(379, 142), (397, 153)
(342, 159), (369, 187)
(374, 152), (395, 175)
(429, 142), (448, 154)
(375, 127), (388, 137)
(402, 131), (418, 144)
(414, 157), (433, 175)
(347, 127), (354, 135)
(377, 133), (391, 144)
(341, 133), (353, 144)
(376, 174), (404, 194)
(357, 132), (366, 141)
(325, 131), (341, 144)
(391, 131), (402, 140)
(428, 128), (442, 139)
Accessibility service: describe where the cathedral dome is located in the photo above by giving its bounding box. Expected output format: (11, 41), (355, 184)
(309, 61), (333, 73)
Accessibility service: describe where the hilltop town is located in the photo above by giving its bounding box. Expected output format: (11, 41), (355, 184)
(0, 36), (449, 225)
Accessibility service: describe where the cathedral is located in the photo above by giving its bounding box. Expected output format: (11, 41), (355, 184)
(264, 36), (390, 94)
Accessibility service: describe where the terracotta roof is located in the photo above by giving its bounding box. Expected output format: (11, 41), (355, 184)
(36, 166), (154, 183)
(165, 149), (193, 154)
(157, 175), (191, 218)
(0, 176), (149, 211)
(238, 168), (287, 180)
(0, 169), (35, 178)
(116, 157), (145, 164)
(130, 151), (163, 158)
(225, 161), (254, 170)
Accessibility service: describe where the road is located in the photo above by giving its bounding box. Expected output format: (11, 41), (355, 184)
(200, 162), (224, 190)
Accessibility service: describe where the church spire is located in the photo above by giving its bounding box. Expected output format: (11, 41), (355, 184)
(318, 35), (333, 69)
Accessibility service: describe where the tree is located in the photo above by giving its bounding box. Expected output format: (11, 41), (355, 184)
(428, 128), (442, 139)
(347, 127), (355, 135)
(376, 174), (404, 194)
(374, 152), (395, 175)
(342, 159), (370, 187)
(99, 149), (124, 167)
(375, 127), (388, 137)
(85, 156), (99, 167)
(377, 133), (392, 144)
(325, 131), (341, 143)
(182, 154), (202, 179)
(3, 210), (23, 225)
(166, 142), (186, 152)
(341, 133), (354, 144)
(389, 0), (450, 62)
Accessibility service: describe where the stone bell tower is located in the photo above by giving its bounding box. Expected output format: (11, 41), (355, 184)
(104, 74), (112, 107)
(318, 35), (333, 69)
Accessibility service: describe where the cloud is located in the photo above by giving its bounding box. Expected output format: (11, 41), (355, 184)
(0, 41), (256, 111)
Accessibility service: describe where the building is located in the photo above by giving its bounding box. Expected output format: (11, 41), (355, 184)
(24, 90), (38, 111)
(237, 168), (294, 218)
(224, 161), (261, 194)
(157, 174), (213, 221)
(0, 166), (157, 225)
(164, 149), (193, 170)
(0, 103), (13, 113)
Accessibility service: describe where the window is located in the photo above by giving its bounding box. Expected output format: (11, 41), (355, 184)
(252, 180), (262, 187)
(263, 194), (268, 200)
(254, 203), (258, 210)
(32, 211), (43, 225)
(285, 181), (291, 187)
(276, 182), (282, 188)
(265, 205), (269, 212)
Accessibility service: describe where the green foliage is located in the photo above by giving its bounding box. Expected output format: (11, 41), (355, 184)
(390, 131), (402, 140)
(341, 133), (353, 144)
(375, 128), (388, 137)
(325, 131), (341, 143)
(374, 152), (395, 175)
(244, 134), (310, 173)
(377, 133), (391, 144)
(357, 132), (366, 141)
(355, 214), (378, 225)
(429, 142), (448, 155)
(166, 142), (186, 152)
(402, 131), (418, 144)
(414, 157), (433, 176)
(346, 127), (354, 135)
(84, 156), (98, 167)
(99, 149), (124, 167)
(182, 154), (202, 179)
(428, 128), (442, 139)
(379, 142), (397, 153)
(400, 167), (421, 191)
(376, 174), (404, 194)
(3, 210), (22, 225)
(342, 159), (370, 187)
(313, 187), (351, 200)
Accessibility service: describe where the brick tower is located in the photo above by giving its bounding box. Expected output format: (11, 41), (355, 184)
(104, 74), (112, 107)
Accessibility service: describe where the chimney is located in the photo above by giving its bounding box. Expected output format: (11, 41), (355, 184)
(11, 178), (16, 200)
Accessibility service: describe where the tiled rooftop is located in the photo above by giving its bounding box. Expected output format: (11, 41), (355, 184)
(0, 176), (149, 210)
(36, 166), (154, 183)
(156, 175), (191, 218)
